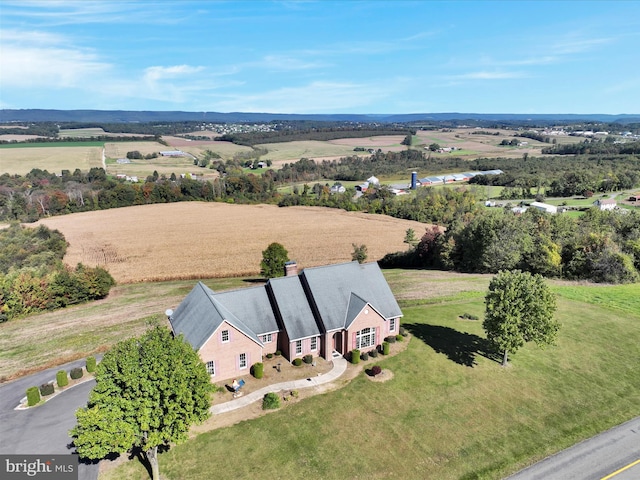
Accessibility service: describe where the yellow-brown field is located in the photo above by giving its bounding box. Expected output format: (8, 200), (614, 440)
(104, 141), (167, 158)
(163, 136), (254, 160)
(33, 203), (429, 283)
(0, 146), (103, 175)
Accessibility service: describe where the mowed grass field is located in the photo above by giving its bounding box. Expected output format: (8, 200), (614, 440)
(32, 202), (429, 283)
(92, 274), (640, 480)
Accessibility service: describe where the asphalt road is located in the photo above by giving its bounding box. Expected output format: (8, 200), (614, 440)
(0, 359), (99, 480)
(505, 417), (640, 480)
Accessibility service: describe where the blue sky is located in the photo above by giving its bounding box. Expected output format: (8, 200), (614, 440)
(1, 0), (639, 114)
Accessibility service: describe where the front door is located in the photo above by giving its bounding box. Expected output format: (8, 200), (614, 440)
(332, 332), (342, 354)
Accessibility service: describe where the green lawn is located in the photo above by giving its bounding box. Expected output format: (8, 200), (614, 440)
(101, 277), (640, 480)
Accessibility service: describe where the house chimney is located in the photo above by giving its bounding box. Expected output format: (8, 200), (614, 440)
(284, 261), (298, 277)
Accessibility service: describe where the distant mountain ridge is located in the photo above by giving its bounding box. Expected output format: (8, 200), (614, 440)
(1, 109), (639, 124)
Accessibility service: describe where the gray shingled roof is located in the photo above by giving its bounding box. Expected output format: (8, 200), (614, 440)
(169, 282), (262, 350)
(170, 262), (402, 352)
(268, 276), (320, 341)
(214, 286), (279, 335)
(301, 261), (403, 332)
(345, 292), (369, 329)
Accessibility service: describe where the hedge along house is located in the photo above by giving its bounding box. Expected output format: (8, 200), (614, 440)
(168, 261), (403, 382)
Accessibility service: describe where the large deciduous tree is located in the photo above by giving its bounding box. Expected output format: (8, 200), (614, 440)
(260, 242), (289, 278)
(483, 270), (559, 366)
(70, 326), (212, 480)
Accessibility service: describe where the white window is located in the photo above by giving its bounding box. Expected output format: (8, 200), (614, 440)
(206, 361), (215, 376)
(239, 353), (247, 369)
(310, 336), (318, 351)
(221, 330), (229, 343)
(390, 318), (397, 332)
(261, 333), (272, 343)
(356, 327), (376, 349)
(295, 340), (302, 355)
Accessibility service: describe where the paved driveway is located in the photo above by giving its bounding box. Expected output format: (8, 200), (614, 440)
(0, 359), (100, 480)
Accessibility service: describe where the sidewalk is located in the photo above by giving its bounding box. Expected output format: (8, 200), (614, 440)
(210, 356), (348, 414)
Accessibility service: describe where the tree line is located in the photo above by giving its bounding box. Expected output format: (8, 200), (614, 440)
(380, 206), (640, 284)
(0, 224), (115, 321)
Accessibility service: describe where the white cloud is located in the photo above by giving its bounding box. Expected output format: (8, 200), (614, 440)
(143, 65), (205, 82)
(552, 37), (613, 55)
(211, 81), (391, 113)
(259, 54), (327, 71)
(0, 1), (179, 26)
(449, 71), (527, 80)
(0, 30), (111, 88)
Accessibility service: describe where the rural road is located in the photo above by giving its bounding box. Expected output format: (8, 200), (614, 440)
(505, 417), (640, 480)
(0, 359), (99, 480)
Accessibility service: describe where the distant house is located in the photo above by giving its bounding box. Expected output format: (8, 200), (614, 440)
(593, 198), (617, 211)
(367, 176), (380, 186)
(356, 182), (369, 192)
(530, 202), (558, 214)
(512, 206), (528, 215)
(168, 262), (403, 382)
(330, 183), (346, 194)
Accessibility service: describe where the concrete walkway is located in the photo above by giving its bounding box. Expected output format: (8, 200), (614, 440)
(210, 356), (348, 414)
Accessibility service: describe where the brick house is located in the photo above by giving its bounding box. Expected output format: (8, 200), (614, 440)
(168, 261), (403, 382)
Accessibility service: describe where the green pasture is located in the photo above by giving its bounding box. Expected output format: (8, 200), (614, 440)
(59, 128), (108, 138)
(98, 274), (640, 480)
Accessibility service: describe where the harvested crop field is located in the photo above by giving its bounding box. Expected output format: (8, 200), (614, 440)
(0, 145), (103, 175)
(328, 134), (406, 150)
(33, 203), (430, 283)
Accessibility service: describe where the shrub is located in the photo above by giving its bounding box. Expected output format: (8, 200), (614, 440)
(266, 353), (273, 359)
(293, 358), (303, 367)
(39, 382), (55, 396)
(251, 362), (264, 379)
(275, 350), (282, 356)
(371, 365), (382, 377)
(396, 334), (403, 342)
(399, 326), (407, 336)
(26, 386), (40, 406)
(303, 354), (313, 364)
(86, 356), (96, 373)
(385, 335), (396, 344)
(56, 370), (68, 388)
(70, 367), (83, 380)
(461, 313), (479, 320)
(350, 349), (360, 364)
(369, 349), (378, 358)
(291, 390), (299, 398)
(262, 392), (280, 410)
(360, 351), (369, 361)
(382, 342), (390, 355)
